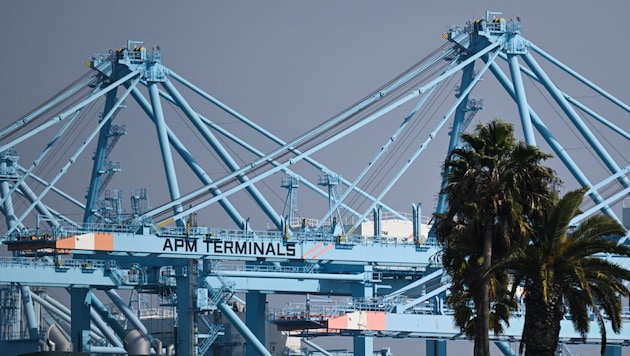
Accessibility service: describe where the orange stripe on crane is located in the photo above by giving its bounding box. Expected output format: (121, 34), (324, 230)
(301, 242), (323, 259)
(327, 311), (386, 331)
(327, 314), (349, 330)
(365, 311), (386, 330)
(55, 233), (113, 251)
(311, 244), (334, 259)
(56, 236), (77, 249)
(93, 233), (114, 251)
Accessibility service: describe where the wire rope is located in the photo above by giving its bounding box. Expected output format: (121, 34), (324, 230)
(345, 74), (457, 213)
(145, 43), (462, 221)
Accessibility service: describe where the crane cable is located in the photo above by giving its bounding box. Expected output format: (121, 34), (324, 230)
(145, 42), (460, 221)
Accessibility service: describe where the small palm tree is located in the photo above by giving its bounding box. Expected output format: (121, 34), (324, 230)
(499, 187), (630, 356)
(435, 119), (557, 356)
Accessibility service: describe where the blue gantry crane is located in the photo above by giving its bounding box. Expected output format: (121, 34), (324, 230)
(0, 10), (629, 356)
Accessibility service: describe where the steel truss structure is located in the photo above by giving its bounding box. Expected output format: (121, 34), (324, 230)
(0, 10), (629, 356)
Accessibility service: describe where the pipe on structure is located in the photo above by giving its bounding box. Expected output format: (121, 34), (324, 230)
(301, 338), (332, 356)
(104, 289), (155, 344)
(89, 346), (127, 354)
(61, 288), (124, 348)
(494, 341), (517, 356)
(216, 270), (371, 281)
(104, 289), (172, 356)
(207, 285), (271, 356)
(43, 292), (105, 340)
(29, 292), (106, 341)
(89, 293), (128, 341)
(20, 285), (39, 340)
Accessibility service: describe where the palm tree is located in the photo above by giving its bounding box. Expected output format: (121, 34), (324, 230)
(434, 119), (557, 356)
(499, 187), (630, 356)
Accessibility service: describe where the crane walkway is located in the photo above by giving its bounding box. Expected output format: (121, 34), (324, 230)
(4, 224), (439, 266)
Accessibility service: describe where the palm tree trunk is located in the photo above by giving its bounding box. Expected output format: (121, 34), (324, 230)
(474, 222), (493, 356)
(522, 283), (563, 356)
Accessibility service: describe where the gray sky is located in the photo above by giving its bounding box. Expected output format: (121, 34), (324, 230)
(1, 2), (630, 353)
(2, 1), (629, 226)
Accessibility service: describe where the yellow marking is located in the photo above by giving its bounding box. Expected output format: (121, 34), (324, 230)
(156, 217), (175, 229)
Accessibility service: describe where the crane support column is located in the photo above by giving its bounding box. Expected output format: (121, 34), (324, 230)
(426, 339), (447, 356)
(606, 345), (622, 356)
(70, 287), (92, 352)
(174, 262), (195, 356)
(352, 266), (374, 356)
(246, 291), (267, 356)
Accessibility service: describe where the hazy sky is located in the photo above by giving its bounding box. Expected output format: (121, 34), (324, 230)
(2, 0), (629, 224)
(2, 1), (630, 354)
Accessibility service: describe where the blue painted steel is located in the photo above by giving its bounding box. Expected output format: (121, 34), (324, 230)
(426, 339), (447, 356)
(606, 344), (623, 356)
(436, 60), (474, 214)
(350, 50), (500, 235)
(418, 41), (500, 94)
(0, 85), (101, 224)
(0, 70), (139, 155)
(128, 86), (252, 230)
(170, 70), (407, 221)
(508, 54), (536, 145)
(105, 289), (155, 344)
(70, 288), (91, 352)
(18, 173), (86, 222)
(566, 96), (630, 140)
(486, 61), (618, 220)
(412, 203), (420, 241)
(142, 88), (425, 226)
(528, 42), (630, 114)
(90, 295), (127, 344)
(212, 286), (272, 356)
(5, 74), (141, 237)
(496, 51), (630, 142)
(1, 12), (630, 354)
(0, 74), (100, 140)
(148, 82), (185, 227)
(522, 52), (630, 188)
(494, 341), (517, 356)
(162, 79), (284, 230)
(20, 285), (39, 340)
(84, 89), (119, 224)
(352, 266), (375, 356)
(317, 76), (439, 228)
(0, 181), (18, 235)
(88, 307), (123, 349)
(144, 45), (475, 224)
(246, 292), (267, 356)
(174, 266), (193, 356)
